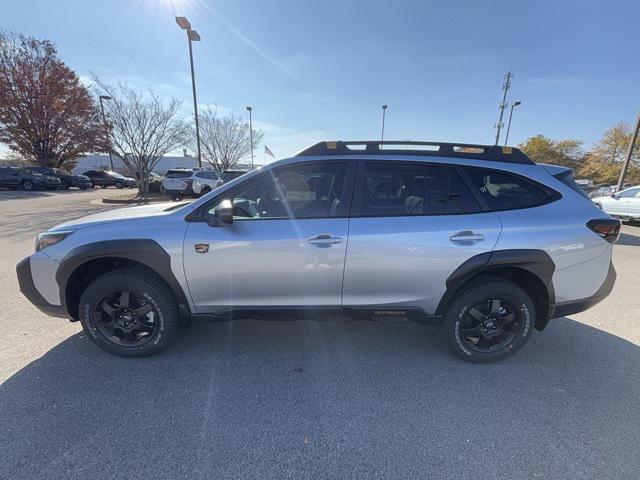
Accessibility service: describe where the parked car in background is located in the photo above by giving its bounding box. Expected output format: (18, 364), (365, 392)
(134, 171), (164, 193)
(161, 168), (221, 200)
(83, 170), (136, 189)
(592, 185), (640, 222)
(23, 167), (92, 190)
(0, 167), (62, 191)
(18, 140), (619, 362)
(221, 169), (248, 183)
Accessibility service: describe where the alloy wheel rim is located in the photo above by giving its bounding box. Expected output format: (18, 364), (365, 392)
(92, 290), (159, 346)
(460, 298), (522, 352)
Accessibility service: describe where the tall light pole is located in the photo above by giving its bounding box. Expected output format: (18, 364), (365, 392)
(616, 111), (640, 192)
(246, 106), (254, 169)
(494, 71), (514, 145)
(381, 104), (388, 145)
(98, 95), (114, 170)
(504, 100), (521, 146)
(176, 16), (202, 168)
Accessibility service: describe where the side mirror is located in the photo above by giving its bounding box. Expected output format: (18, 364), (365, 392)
(212, 199), (233, 226)
(610, 193), (618, 199)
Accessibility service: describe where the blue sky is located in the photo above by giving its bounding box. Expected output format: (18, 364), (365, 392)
(3, 0), (639, 161)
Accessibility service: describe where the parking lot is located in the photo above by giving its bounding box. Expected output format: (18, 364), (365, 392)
(1, 188), (639, 479)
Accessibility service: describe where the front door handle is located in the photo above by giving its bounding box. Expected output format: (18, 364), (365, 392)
(450, 231), (485, 243)
(308, 234), (343, 245)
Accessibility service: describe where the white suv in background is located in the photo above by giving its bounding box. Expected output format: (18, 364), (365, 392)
(593, 185), (640, 222)
(161, 168), (222, 200)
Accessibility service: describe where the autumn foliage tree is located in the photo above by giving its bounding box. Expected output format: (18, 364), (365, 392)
(0, 32), (105, 168)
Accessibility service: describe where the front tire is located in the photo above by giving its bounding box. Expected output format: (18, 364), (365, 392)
(115, 181), (124, 189)
(21, 180), (34, 191)
(78, 267), (181, 357)
(441, 276), (535, 363)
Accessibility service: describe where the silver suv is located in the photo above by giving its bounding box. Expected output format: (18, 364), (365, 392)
(16, 141), (620, 362)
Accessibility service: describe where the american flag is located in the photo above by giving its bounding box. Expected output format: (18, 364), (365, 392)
(264, 145), (275, 158)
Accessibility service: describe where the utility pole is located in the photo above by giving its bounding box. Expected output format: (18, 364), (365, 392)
(616, 111), (640, 192)
(246, 106), (254, 169)
(381, 104), (388, 145)
(98, 95), (114, 170)
(494, 71), (514, 145)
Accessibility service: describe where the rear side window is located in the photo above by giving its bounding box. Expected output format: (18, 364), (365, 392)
(464, 167), (554, 211)
(356, 162), (481, 216)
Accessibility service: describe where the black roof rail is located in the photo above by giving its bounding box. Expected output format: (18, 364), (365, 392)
(295, 140), (534, 165)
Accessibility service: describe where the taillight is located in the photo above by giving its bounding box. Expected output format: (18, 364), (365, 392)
(587, 219), (621, 243)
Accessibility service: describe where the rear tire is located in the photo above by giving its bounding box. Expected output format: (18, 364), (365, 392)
(441, 276), (535, 363)
(78, 267), (181, 357)
(21, 180), (34, 191)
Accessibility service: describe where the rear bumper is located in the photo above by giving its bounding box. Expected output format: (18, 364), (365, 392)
(16, 257), (67, 318)
(550, 261), (616, 319)
(163, 186), (194, 196)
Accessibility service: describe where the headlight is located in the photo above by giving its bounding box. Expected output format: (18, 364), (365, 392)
(35, 231), (73, 252)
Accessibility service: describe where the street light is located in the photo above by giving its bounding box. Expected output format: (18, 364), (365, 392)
(98, 95), (114, 170)
(176, 16), (202, 168)
(504, 101), (522, 146)
(246, 106), (254, 169)
(381, 104), (388, 146)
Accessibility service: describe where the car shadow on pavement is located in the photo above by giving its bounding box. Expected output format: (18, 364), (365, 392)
(617, 232), (640, 246)
(1, 317), (639, 480)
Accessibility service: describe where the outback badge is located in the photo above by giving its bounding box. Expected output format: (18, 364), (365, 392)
(194, 243), (209, 254)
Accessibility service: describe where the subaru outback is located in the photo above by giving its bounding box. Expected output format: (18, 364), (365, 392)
(16, 141), (619, 362)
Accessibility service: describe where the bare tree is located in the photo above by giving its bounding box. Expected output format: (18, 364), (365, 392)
(0, 32), (105, 167)
(195, 106), (264, 171)
(93, 78), (189, 193)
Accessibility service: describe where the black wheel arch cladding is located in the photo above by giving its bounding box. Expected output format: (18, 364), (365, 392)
(56, 239), (190, 320)
(436, 249), (556, 329)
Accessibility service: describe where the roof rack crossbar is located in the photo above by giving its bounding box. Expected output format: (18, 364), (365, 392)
(295, 140), (534, 165)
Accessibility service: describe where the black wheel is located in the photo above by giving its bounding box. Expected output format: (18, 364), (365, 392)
(21, 180), (34, 191)
(441, 276), (535, 363)
(78, 267), (181, 357)
(61, 181), (70, 190)
(115, 181), (124, 189)
(200, 186), (212, 196)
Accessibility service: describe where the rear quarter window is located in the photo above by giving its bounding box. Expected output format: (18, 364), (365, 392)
(464, 167), (558, 211)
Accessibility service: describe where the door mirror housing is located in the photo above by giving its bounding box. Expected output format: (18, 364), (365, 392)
(610, 193), (618, 199)
(211, 199), (234, 226)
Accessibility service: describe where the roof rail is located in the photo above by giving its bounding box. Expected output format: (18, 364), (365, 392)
(295, 140), (534, 165)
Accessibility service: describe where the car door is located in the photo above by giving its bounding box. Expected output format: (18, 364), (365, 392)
(614, 187), (640, 217)
(0, 168), (20, 187)
(183, 160), (355, 312)
(342, 160), (502, 314)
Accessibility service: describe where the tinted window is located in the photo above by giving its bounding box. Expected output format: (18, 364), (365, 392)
(166, 171), (192, 179)
(357, 162), (480, 216)
(205, 162), (350, 220)
(464, 167), (551, 211)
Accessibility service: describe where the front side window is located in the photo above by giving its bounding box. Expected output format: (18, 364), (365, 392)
(617, 187), (640, 198)
(356, 162), (481, 216)
(204, 162), (350, 220)
(464, 167), (553, 211)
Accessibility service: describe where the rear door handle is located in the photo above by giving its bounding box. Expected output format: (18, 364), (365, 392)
(308, 234), (343, 245)
(450, 231), (485, 243)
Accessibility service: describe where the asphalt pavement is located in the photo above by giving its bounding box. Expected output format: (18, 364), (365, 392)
(1, 189), (639, 479)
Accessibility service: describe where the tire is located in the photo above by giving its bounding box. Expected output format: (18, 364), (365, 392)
(200, 186), (212, 196)
(21, 180), (34, 191)
(78, 267), (181, 357)
(61, 181), (70, 190)
(115, 181), (123, 189)
(441, 276), (535, 363)
(100, 184), (107, 189)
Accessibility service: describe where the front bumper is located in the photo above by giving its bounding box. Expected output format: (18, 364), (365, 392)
(16, 257), (67, 318)
(550, 261), (616, 319)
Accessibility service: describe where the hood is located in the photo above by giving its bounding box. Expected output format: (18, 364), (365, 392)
(51, 202), (190, 231)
